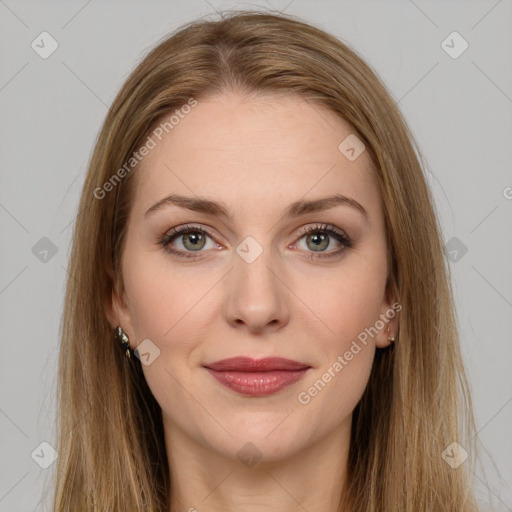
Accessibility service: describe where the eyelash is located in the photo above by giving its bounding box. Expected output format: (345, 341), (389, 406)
(158, 223), (354, 261)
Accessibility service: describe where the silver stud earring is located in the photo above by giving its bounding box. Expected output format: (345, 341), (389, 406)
(115, 326), (134, 359)
(387, 327), (396, 343)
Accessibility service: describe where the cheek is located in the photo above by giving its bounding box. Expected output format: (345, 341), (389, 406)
(290, 312), (376, 446)
(293, 254), (385, 409)
(122, 253), (208, 421)
(299, 342), (375, 403)
(122, 245), (207, 340)
(297, 254), (388, 345)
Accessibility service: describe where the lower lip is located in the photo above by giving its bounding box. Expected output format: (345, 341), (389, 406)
(205, 368), (310, 396)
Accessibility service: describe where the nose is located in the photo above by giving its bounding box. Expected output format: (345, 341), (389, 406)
(222, 244), (290, 334)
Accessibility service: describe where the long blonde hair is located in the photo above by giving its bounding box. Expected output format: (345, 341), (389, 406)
(53, 10), (479, 511)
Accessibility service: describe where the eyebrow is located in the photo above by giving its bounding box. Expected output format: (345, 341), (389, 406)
(144, 193), (368, 221)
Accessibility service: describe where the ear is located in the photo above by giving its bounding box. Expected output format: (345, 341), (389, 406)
(375, 287), (401, 349)
(104, 271), (135, 349)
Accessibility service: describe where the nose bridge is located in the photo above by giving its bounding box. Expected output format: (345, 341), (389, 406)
(234, 235), (281, 299)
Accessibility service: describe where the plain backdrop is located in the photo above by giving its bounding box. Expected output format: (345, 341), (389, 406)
(0, 1), (511, 511)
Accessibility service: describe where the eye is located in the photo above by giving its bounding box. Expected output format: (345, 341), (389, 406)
(158, 223), (354, 260)
(158, 224), (219, 259)
(293, 223), (353, 260)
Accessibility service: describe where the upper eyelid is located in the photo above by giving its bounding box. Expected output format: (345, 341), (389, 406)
(297, 224), (346, 236)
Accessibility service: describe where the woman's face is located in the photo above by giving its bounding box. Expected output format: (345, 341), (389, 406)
(107, 91), (397, 463)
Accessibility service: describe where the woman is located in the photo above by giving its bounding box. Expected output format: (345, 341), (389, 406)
(53, 10), (479, 512)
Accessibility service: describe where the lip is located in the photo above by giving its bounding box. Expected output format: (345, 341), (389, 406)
(203, 357), (311, 396)
(203, 356), (310, 372)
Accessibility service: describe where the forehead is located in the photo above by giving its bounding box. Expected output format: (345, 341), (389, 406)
(130, 91), (381, 223)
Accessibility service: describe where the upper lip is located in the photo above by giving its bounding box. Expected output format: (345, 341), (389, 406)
(203, 357), (311, 372)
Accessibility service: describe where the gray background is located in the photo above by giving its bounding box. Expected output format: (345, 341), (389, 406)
(0, 0), (511, 510)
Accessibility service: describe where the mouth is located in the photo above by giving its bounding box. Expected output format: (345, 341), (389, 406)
(203, 357), (311, 396)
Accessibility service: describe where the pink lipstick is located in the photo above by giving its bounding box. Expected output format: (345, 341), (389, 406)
(203, 357), (311, 396)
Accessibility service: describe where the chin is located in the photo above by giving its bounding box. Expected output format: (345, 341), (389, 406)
(207, 422), (310, 464)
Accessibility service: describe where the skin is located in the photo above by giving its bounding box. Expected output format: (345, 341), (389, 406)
(106, 91), (398, 512)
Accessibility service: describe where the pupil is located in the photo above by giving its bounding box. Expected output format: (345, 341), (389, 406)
(189, 234), (199, 244)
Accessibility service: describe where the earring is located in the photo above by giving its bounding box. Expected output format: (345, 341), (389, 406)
(387, 327), (396, 343)
(115, 326), (134, 360)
